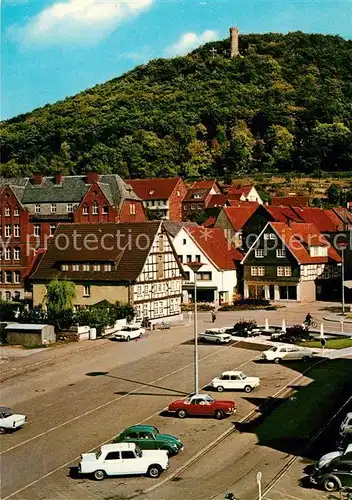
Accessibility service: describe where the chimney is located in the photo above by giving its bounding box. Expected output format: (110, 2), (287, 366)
(54, 172), (63, 185)
(229, 26), (239, 58)
(32, 173), (43, 185)
(86, 172), (100, 184)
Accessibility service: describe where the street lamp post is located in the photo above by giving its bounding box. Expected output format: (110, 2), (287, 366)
(187, 261), (204, 395)
(339, 242), (348, 316)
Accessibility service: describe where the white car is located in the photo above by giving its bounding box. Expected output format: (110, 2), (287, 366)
(339, 412), (352, 437)
(114, 325), (145, 341)
(262, 345), (314, 363)
(210, 371), (260, 393)
(0, 406), (27, 434)
(314, 443), (352, 470)
(78, 442), (169, 480)
(199, 329), (232, 344)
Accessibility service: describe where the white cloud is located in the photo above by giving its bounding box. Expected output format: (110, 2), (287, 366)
(165, 30), (218, 57)
(10, 0), (153, 46)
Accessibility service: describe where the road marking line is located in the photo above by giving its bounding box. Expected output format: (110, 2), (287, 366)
(2, 342), (259, 499)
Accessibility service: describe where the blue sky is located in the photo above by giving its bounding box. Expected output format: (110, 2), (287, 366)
(1, 0), (351, 120)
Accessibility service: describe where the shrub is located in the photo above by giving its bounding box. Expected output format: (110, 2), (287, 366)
(285, 324), (311, 342)
(232, 320), (257, 333)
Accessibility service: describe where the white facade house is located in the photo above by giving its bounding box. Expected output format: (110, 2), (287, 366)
(171, 227), (238, 306)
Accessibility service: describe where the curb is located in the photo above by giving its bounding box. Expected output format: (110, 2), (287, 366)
(323, 315), (352, 325)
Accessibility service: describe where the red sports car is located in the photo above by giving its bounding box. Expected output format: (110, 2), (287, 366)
(168, 393), (236, 420)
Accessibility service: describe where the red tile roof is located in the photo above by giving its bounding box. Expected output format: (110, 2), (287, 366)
(333, 207), (352, 226)
(190, 180), (219, 190)
(206, 194), (228, 208)
(223, 204), (259, 231)
(264, 205), (303, 223)
(127, 177), (180, 200)
(271, 196), (310, 207)
(290, 207), (344, 232)
(227, 185), (253, 198)
(187, 227), (238, 270)
(183, 188), (210, 202)
(270, 222), (341, 264)
(203, 216), (216, 228)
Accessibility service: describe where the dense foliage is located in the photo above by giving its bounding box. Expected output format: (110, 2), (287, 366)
(1, 32), (352, 178)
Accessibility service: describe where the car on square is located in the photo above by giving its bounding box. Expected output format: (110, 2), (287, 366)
(114, 424), (183, 455)
(210, 371), (260, 393)
(168, 394), (236, 419)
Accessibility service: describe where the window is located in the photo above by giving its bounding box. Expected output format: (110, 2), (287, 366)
(5, 205), (10, 216)
(5, 271), (12, 283)
(13, 248), (20, 260)
(83, 264), (90, 271)
(51, 204), (57, 213)
(105, 452), (121, 460)
(5, 249), (11, 260)
(178, 255), (183, 263)
(34, 225), (40, 237)
(92, 203), (99, 215)
(182, 239), (186, 245)
(255, 249), (264, 258)
(50, 225), (56, 236)
(130, 204), (136, 215)
(83, 285), (90, 297)
(190, 204), (195, 210)
(67, 204), (73, 213)
(121, 451), (136, 459)
(158, 235), (164, 252)
(197, 271), (212, 280)
(14, 225), (20, 237)
(186, 255), (192, 263)
(176, 190), (180, 196)
(5, 225), (11, 237)
(93, 264), (101, 271)
(102, 205), (109, 214)
(61, 264), (69, 271)
(35, 204), (41, 214)
(184, 271), (190, 280)
(264, 233), (275, 240)
(251, 266), (265, 276)
(104, 264), (112, 272)
(196, 255), (201, 262)
(14, 271), (21, 284)
(183, 205), (187, 211)
(14, 207), (19, 216)
(82, 205), (89, 215)
(276, 249), (286, 258)
(137, 285), (142, 295)
(5, 291), (11, 301)
(72, 264), (79, 271)
(277, 266), (291, 277)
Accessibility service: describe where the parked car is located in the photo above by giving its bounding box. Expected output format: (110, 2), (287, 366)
(262, 345), (314, 363)
(337, 433), (352, 451)
(270, 331), (287, 341)
(114, 424), (183, 455)
(314, 444), (352, 471)
(310, 455), (352, 491)
(113, 325), (145, 341)
(210, 371), (260, 393)
(340, 412), (352, 437)
(198, 329), (232, 344)
(78, 443), (169, 480)
(226, 327), (261, 338)
(0, 406), (27, 434)
(168, 393), (236, 420)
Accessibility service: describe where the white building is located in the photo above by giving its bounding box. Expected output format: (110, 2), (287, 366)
(170, 226), (240, 306)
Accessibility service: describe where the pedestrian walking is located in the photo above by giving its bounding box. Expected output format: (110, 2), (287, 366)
(211, 311), (216, 323)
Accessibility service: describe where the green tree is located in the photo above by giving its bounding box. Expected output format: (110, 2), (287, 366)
(46, 279), (76, 331)
(326, 183), (342, 206)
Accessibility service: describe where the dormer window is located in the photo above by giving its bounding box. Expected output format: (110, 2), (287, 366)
(5, 205), (10, 217)
(82, 205), (89, 215)
(92, 203), (99, 215)
(14, 207), (19, 217)
(102, 205), (109, 214)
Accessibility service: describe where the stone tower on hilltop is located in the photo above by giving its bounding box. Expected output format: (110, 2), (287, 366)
(229, 26), (239, 58)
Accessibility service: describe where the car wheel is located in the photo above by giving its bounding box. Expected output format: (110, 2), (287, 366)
(126, 335), (131, 342)
(147, 464), (162, 478)
(244, 385), (252, 393)
(177, 409), (187, 419)
(93, 470), (106, 481)
(217, 386), (224, 392)
(216, 339), (221, 344)
(0, 427), (6, 434)
(214, 410), (224, 420)
(323, 477), (339, 492)
(302, 356), (310, 362)
(274, 357), (281, 364)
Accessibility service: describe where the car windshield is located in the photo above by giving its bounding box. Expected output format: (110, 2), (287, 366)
(239, 373), (246, 380)
(205, 395), (215, 403)
(1, 408), (13, 418)
(121, 326), (134, 331)
(135, 445), (142, 457)
(269, 347), (278, 352)
(205, 330), (221, 335)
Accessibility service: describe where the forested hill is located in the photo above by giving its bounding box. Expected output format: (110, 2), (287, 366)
(1, 31), (352, 179)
